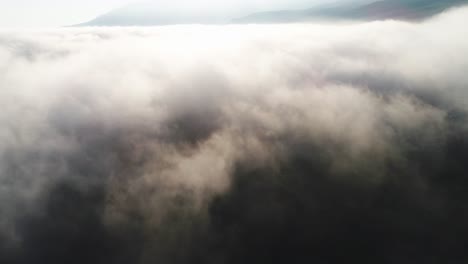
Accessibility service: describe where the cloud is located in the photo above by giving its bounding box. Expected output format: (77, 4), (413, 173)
(0, 7), (468, 264)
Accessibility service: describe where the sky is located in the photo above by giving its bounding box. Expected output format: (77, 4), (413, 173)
(0, 0), (345, 27)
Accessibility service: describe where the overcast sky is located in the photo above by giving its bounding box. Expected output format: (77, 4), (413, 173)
(0, 0), (348, 27)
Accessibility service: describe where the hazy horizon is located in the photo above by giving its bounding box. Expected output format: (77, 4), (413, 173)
(0, 0), (351, 27)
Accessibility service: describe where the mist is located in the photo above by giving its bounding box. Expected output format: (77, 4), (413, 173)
(0, 7), (468, 264)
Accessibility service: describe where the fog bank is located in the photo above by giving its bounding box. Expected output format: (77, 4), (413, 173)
(0, 7), (468, 264)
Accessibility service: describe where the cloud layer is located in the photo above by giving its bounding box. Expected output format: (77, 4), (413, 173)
(1, 7), (468, 264)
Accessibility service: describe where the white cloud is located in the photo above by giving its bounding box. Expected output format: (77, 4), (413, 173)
(0, 7), (467, 261)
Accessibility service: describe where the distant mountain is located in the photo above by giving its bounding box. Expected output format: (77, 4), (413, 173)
(233, 2), (362, 23)
(74, 2), (225, 26)
(353, 0), (468, 20)
(234, 0), (468, 23)
(75, 0), (468, 27)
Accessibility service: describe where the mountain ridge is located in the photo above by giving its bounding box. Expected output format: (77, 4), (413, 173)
(234, 0), (468, 23)
(74, 0), (468, 26)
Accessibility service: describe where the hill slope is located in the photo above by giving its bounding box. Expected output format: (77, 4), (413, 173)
(75, 0), (468, 26)
(75, 2), (224, 26)
(235, 0), (468, 23)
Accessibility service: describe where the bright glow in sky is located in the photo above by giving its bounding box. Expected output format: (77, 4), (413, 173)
(0, 0), (130, 27)
(0, 0), (340, 27)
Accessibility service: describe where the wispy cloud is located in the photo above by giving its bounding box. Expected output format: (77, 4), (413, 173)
(0, 7), (467, 263)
